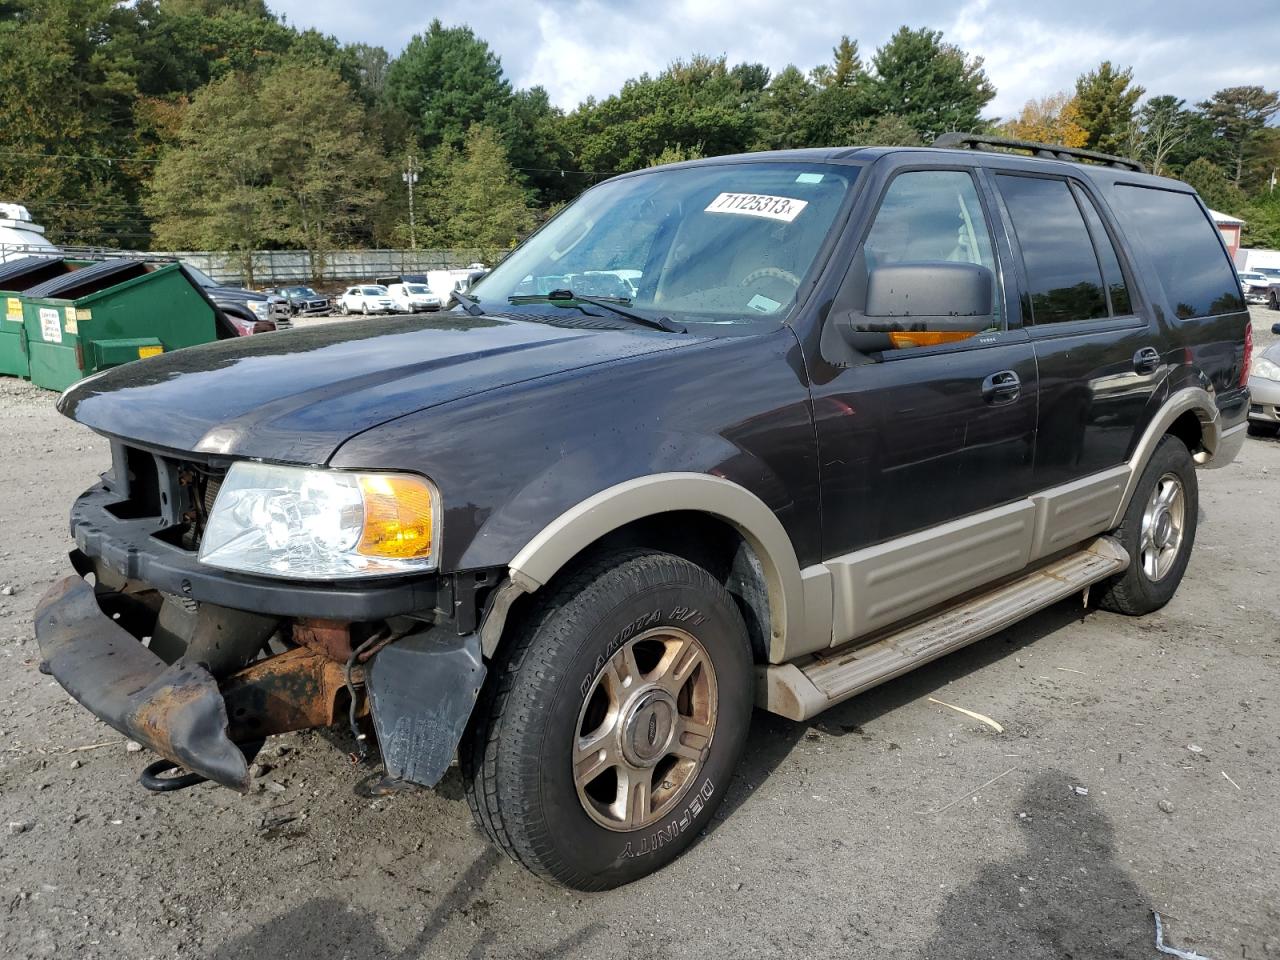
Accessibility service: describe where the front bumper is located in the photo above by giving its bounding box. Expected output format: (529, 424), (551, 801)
(1248, 377), (1280, 423)
(36, 575), (253, 790)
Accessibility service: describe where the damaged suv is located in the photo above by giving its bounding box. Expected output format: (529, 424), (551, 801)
(38, 136), (1249, 890)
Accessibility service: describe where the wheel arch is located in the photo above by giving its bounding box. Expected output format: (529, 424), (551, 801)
(1112, 386), (1219, 526)
(488, 473), (812, 665)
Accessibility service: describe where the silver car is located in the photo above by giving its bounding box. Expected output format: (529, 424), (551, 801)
(1248, 325), (1280, 434)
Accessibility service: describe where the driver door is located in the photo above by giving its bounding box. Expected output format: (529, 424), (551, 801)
(806, 164), (1039, 639)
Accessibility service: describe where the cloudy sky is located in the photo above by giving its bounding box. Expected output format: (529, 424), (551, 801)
(272, 0), (1279, 118)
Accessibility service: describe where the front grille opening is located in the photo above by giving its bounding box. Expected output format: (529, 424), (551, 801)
(105, 447), (161, 519)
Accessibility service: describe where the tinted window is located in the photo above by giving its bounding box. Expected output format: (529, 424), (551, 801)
(997, 175), (1106, 324)
(858, 169), (1000, 325)
(1074, 188), (1132, 315)
(1112, 186), (1244, 319)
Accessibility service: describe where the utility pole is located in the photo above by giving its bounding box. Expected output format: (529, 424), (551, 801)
(402, 155), (420, 250)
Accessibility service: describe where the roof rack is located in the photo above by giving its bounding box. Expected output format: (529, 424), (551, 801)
(932, 133), (1146, 173)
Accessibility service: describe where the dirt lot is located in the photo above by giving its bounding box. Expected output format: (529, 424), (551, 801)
(1, 309), (1278, 960)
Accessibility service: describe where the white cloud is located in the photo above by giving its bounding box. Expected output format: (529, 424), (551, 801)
(273, 0), (1280, 116)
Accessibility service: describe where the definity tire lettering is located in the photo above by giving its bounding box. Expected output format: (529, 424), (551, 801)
(619, 779), (715, 860)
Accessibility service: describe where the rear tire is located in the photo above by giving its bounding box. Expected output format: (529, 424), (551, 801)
(1097, 435), (1197, 615)
(460, 550), (754, 890)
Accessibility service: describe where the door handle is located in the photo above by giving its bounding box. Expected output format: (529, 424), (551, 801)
(981, 370), (1021, 405)
(1133, 346), (1160, 374)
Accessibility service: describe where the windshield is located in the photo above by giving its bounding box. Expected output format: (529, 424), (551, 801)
(406, 285), (430, 294)
(471, 161), (857, 324)
(286, 286), (317, 296)
(362, 286), (388, 295)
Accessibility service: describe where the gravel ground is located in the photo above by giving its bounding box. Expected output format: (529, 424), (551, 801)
(1, 308), (1278, 960)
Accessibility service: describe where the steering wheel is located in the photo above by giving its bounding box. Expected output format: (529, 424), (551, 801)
(739, 267), (801, 290)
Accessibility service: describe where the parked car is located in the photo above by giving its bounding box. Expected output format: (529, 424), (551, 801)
(1255, 267), (1280, 309)
(387, 282), (442, 313)
(266, 285), (331, 317)
(425, 267), (488, 307)
(37, 137), (1249, 892)
(1237, 270), (1273, 304)
(182, 263), (291, 335)
(338, 284), (396, 315)
(1247, 323), (1280, 435)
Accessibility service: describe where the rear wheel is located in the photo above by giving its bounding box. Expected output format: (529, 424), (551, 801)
(1269, 292), (1279, 310)
(1097, 435), (1197, 615)
(461, 550), (754, 890)
(339, 302), (349, 315)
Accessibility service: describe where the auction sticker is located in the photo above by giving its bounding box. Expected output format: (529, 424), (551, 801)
(5, 297), (20, 323)
(39, 307), (62, 344)
(705, 192), (808, 222)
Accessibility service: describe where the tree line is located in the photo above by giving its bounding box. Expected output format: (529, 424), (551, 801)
(1, 0), (1277, 275)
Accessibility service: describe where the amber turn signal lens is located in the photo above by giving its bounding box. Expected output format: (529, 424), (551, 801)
(356, 474), (435, 560)
(887, 330), (978, 349)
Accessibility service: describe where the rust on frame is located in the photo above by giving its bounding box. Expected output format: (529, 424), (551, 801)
(293, 618), (353, 662)
(222, 647), (364, 743)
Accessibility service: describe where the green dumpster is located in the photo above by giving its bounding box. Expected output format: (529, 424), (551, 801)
(0, 256), (76, 378)
(21, 260), (218, 391)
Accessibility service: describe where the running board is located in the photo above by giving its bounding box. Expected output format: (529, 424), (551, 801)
(759, 537), (1129, 721)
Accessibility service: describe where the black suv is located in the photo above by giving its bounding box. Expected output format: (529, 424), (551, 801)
(36, 137), (1249, 891)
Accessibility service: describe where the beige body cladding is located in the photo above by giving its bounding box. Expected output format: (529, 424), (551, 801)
(496, 387), (1242, 710)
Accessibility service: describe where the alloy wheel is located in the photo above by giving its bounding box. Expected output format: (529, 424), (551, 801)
(573, 626), (717, 831)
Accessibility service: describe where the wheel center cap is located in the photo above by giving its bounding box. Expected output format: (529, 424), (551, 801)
(620, 690), (677, 767)
(1154, 511), (1173, 548)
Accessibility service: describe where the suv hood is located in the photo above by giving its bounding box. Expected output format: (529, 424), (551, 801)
(60, 314), (697, 463)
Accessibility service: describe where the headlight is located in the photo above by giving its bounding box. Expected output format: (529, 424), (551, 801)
(246, 300), (269, 319)
(1254, 356), (1280, 382)
(198, 462), (439, 579)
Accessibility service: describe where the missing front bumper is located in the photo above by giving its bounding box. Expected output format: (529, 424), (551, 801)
(35, 571), (488, 794)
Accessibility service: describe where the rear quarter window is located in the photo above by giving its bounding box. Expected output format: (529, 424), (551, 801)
(1111, 185), (1244, 319)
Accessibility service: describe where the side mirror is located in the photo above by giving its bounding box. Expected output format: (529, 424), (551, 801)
(841, 261), (995, 351)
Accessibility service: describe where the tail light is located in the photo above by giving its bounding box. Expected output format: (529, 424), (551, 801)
(1242, 322), (1252, 386)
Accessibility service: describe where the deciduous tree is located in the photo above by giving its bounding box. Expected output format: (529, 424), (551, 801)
(999, 92), (1088, 148)
(424, 125), (535, 261)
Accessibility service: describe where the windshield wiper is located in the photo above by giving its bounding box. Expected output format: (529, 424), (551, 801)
(510, 289), (686, 333)
(451, 289), (485, 316)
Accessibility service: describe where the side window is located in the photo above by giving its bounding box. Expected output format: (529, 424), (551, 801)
(1111, 185), (1244, 319)
(843, 169), (1001, 350)
(996, 174), (1106, 324)
(1074, 187), (1133, 315)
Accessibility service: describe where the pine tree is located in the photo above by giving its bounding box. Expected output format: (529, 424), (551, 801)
(1074, 62), (1144, 155)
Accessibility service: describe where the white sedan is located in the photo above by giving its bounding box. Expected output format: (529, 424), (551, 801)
(387, 282), (442, 313)
(338, 285), (397, 315)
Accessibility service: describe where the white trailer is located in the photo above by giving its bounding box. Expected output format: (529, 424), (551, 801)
(1233, 247), (1280, 273)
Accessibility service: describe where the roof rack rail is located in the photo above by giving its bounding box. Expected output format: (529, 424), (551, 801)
(932, 133), (1146, 173)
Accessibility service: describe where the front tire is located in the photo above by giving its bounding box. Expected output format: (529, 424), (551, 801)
(461, 550), (754, 890)
(1097, 434), (1197, 615)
